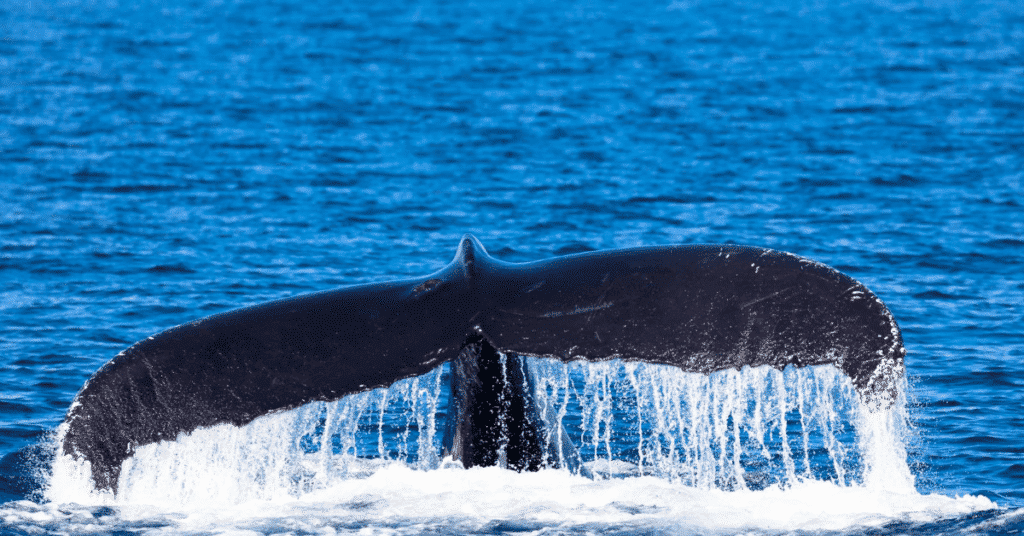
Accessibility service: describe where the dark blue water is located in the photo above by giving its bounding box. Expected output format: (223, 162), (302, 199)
(1, 0), (1022, 533)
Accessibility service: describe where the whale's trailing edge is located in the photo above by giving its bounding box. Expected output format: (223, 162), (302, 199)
(61, 235), (906, 492)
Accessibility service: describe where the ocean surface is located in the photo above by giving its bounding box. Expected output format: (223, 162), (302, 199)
(1, 0), (1022, 533)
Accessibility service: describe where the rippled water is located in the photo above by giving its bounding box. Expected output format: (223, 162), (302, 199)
(1, 0), (1022, 533)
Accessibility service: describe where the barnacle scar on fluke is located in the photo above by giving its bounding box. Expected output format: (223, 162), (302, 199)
(60, 234), (906, 492)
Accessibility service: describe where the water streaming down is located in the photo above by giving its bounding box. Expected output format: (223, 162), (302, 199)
(47, 368), (447, 506)
(47, 359), (913, 509)
(529, 360), (871, 489)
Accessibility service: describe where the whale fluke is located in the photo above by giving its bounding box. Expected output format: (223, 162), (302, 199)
(61, 235), (905, 491)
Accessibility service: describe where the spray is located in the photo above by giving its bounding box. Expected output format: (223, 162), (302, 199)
(48, 360), (915, 507)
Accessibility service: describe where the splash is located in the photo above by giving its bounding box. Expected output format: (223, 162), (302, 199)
(41, 359), (993, 533)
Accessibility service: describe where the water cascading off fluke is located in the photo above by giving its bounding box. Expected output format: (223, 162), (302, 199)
(55, 235), (906, 493)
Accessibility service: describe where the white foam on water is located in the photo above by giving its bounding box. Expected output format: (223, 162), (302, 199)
(28, 463), (997, 536)
(37, 362), (997, 535)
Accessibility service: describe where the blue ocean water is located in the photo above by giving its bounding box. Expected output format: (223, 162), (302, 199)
(1, 0), (1022, 533)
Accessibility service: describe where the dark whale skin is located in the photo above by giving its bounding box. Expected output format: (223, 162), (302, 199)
(61, 234), (905, 491)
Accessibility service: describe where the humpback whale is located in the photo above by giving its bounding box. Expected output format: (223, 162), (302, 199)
(61, 235), (905, 492)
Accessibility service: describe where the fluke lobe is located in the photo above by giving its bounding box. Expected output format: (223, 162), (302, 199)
(61, 235), (906, 491)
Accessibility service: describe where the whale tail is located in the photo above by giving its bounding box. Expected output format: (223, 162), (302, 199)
(61, 235), (905, 491)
